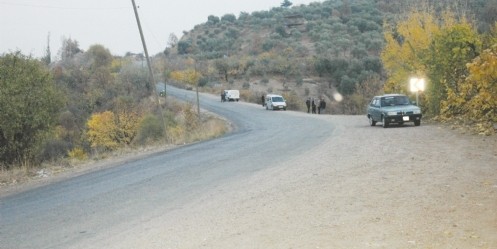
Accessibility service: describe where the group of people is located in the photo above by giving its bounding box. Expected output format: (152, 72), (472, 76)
(306, 97), (326, 114)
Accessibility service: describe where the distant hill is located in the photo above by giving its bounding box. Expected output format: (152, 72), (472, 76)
(161, 0), (496, 114)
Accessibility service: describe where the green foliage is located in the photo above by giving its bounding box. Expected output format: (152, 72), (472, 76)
(207, 15), (220, 25)
(134, 114), (164, 145)
(0, 52), (64, 167)
(117, 63), (151, 100)
(178, 40), (193, 55)
(39, 139), (70, 162)
(427, 22), (481, 116)
(221, 14), (236, 23)
(281, 0), (293, 8)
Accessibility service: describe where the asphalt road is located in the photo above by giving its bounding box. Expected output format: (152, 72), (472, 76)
(0, 86), (334, 249)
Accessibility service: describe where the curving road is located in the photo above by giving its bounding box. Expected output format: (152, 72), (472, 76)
(0, 86), (334, 248)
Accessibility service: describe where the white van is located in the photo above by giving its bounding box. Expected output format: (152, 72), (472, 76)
(224, 90), (240, 102)
(265, 94), (287, 111)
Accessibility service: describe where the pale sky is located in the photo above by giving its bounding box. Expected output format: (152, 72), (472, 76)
(0, 0), (319, 58)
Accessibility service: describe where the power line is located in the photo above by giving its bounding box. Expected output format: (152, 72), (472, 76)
(0, 1), (128, 10)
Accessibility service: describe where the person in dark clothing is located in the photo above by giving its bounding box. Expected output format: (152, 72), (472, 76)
(311, 98), (316, 114)
(261, 94), (265, 107)
(319, 98), (326, 114)
(305, 97), (311, 113)
(221, 91), (225, 102)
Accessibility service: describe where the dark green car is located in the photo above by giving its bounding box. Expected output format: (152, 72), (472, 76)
(367, 94), (422, 128)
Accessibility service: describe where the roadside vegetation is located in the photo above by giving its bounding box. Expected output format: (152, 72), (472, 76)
(1, 0), (497, 180)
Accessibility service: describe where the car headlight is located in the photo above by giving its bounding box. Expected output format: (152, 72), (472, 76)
(413, 110), (421, 114)
(387, 111), (398, 116)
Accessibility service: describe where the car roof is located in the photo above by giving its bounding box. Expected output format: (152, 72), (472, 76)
(374, 94), (407, 98)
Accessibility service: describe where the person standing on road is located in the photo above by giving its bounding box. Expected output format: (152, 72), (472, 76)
(261, 94), (265, 107)
(311, 98), (317, 114)
(305, 97), (311, 113)
(221, 91), (225, 102)
(319, 98), (326, 114)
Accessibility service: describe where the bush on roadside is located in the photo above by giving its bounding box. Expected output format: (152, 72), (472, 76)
(68, 147), (88, 161)
(134, 114), (165, 145)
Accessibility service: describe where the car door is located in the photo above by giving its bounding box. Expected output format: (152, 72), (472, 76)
(371, 98), (381, 121)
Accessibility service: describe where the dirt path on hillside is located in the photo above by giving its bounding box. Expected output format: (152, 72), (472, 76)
(53, 115), (496, 249)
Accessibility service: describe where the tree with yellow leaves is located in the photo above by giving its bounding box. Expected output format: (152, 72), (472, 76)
(427, 20), (481, 116)
(382, 9), (481, 116)
(381, 10), (439, 94)
(170, 69), (201, 86)
(460, 45), (497, 124)
(87, 111), (119, 150)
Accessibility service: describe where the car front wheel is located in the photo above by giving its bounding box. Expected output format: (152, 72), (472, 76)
(414, 120), (421, 126)
(382, 116), (389, 128)
(369, 116), (376, 126)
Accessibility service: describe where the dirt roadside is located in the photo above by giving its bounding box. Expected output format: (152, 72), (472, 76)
(57, 115), (496, 249)
(2, 115), (496, 248)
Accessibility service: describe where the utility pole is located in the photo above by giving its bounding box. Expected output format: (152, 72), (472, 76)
(131, 0), (167, 135)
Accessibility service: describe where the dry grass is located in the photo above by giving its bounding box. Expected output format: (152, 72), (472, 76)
(0, 112), (230, 192)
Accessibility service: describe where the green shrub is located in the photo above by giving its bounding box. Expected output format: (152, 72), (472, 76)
(38, 139), (71, 162)
(134, 115), (164, 145)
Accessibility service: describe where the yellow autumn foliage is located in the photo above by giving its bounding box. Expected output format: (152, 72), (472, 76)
(170, 69), (201, 86)
(87, 111), (119, 150)
(460, 45), (497, 122)
(382, 10), (440, 93)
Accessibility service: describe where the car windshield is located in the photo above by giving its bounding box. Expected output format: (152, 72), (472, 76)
(381, 96), (410, 107)
(272, 97), (284, 102)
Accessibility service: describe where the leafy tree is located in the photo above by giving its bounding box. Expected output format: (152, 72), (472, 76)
(207, 15), (220, 25)
(281, 0), (293, 8)
(381, 10), (440, 94)
(427, 21), (481, 116)
(113, 96), (141, 146)
(42, 33), (51, 65)
(87, 44), (113, 69)
(459, 45), (497, 123)
(167, 33), (178, 48)
(134, 114), (164, 145)
(170, 69), (201, 86)
(221, 14), (236, 23)
(117, 64), (150, 100)
(87, 111), (119, 150)
(60, 38), (82, 61)
(177, 40), (193, 55)
(0, 52), (63, 167)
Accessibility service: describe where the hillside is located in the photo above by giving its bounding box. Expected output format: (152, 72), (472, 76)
(160, 0), (496, 114)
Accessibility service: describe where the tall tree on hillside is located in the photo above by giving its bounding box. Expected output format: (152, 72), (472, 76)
(0, 52), (64, 167)
(281, 0), (292, 8)
(85, 44), (115, 112)
(167, 33), (178, 48)
(42, 33), (51, 65)
(60, 38), (82, 61)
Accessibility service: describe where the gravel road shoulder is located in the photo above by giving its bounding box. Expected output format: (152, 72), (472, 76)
(65, 115), (497, 249)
